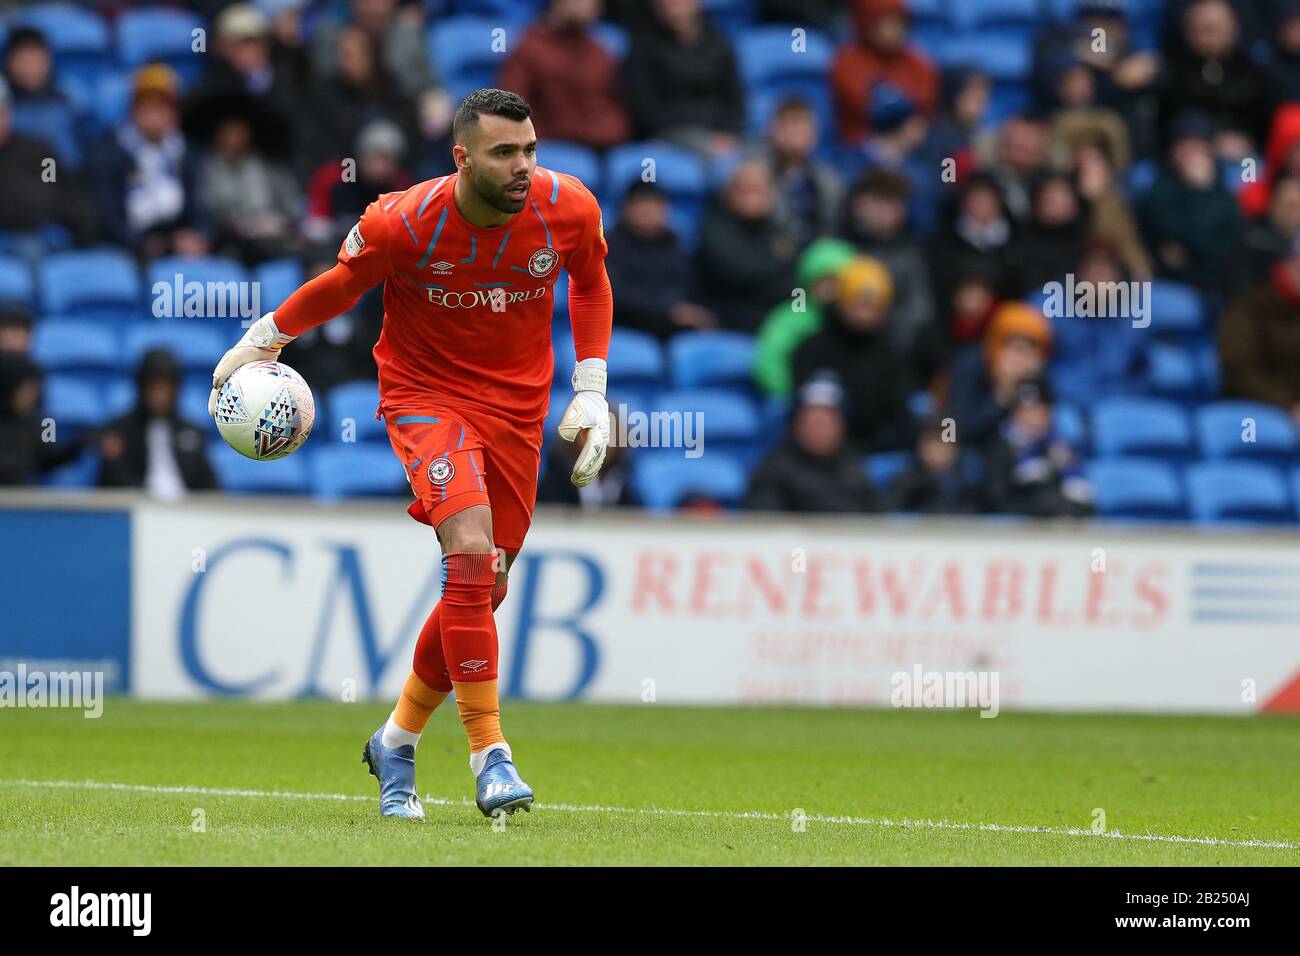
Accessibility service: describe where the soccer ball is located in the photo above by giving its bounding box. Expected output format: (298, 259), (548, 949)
(213, 360), (315, 461)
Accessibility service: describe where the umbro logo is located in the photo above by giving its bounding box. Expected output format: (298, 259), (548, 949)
(428, 260), (456, 275)
(460, 659), (489, 673)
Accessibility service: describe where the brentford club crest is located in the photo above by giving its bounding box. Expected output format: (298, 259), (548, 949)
(528, 246), (559, 277)
(427, 456), (455, 485)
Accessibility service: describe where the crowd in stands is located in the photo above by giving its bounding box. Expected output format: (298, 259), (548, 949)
(3, 0), (1300, 524)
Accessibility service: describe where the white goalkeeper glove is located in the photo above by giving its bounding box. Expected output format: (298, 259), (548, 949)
(556, 358), (610, 488)
(207, 312), (296, 417)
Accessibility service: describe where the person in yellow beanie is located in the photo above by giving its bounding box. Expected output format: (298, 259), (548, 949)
(790, 256), (916, 453)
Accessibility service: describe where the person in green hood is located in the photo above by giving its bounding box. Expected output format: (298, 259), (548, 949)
(752, 238), (857, 397)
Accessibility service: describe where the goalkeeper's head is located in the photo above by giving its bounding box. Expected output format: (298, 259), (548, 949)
(452, 88), (536, 215)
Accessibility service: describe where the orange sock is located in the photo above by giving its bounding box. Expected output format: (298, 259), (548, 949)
(392, 670), (449, 735)
(453, 678), (505, 753)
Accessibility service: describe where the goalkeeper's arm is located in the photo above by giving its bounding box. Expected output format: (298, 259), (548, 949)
(207, 259), (380, 415)
(557, 259), (614, 488)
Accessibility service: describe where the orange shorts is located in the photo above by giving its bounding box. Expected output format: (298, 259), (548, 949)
(382, 406), (543, 553)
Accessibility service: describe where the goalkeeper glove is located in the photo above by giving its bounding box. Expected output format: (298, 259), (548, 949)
(207, 312), (296, 417)
(556, 358), (610, 488)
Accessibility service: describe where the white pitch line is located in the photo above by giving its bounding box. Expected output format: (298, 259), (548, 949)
(2, 779), (1296, 851)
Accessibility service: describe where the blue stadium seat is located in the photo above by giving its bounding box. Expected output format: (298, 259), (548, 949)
(1292, 467), (1300, 522)
(0, 255), (34, 306)
(1195, 401), (1297, 463)
(147, 256), (250, 310)
(908, 0), (951, 25)
(1144, 342), (1202, 399)
(1186, 461), (1293, 524)
(209, 441), (310, 494)
(1091, 397), (1192, 460)
(734, 25), (834, 88)
(116, 7), (207, 82)
(11, 101), (82, 167)
(311, 445), (408, 500)
(653, 388), (758, 462)
(632, 450), (748, 512)
(539, 142), (601, 194)
(43, 449), (101, 489)
(702, 0), (755, 34)
(865, 450), (911, 490)
(1126, 158), (1158, 198)
(744, 82), (835, 140)
(589, 22), (628, 61)
(43, 374), (103, 429)
(1197, 344), (1221, 396)
(17, 3), (112, 85)
(952, 0), (1042, 30)
(609, 328), (665, 392)
(178, 381), (210, 425)
(604, 141), (708, 223)
(1054, 401), (1087, 452)
(934, 30), (1032, 81)
(106, 375), (134, 417)
(253, 258), (304, 312)
(453, 0), (543, 17)
(427, 17), (525, 99)
(122, 322), (225, 372)
(1147, 280), (1204, 337)
(667, 330), (756, 389)
(328, 381), (386, 443)
(38, 249), (141, 319)
(91, 69), (132, 133)
(32, 320), (120, 375)
(1086, 457), (1185, 520)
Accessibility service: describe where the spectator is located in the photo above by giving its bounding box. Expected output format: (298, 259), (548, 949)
(745, 375), (879, 513)
(537, 411), (637, 507)
(605, 181), (714, 340)
(1006, 171), (1089, 296)
(0, 353), (87, 485)
(946, 301), (1053, 447)
(1161, 0), (1273, 155)
(0, 304), (33, 355)
(1138, 110), (1241, 297)
(760, 97), (844, 251)
(1236, 175), (1300, 288)
(886, 414), (981, 514)
(754, 238), (856, 398)
(0, 79), (94, 250)
(930, 174), (1014, 311)
(498, 0), (630, 150)
(840, 169), (935, 359)
(984, 376), (1093, 518)
(1267, 0), (1300, 103)
(276, 247), (383, 392)
(198, 114), (302, 263)
(936, 256), (1002, 349)
(974, 111), (1052, 223)
(1063, 127), (1155, 280)
(791, 256), (915, 452)
(695, 159), (797, 332)
(1237, 103), (1300, 220)
(847, 82), (941, 234)
(1046, 240), (1146, 406)
(98, 349), (217, 498)
(621, 0), (745, 153)
(312, 119), (413, 238)
(95, 65), (211, 260)
(3, 27), (67, 108)
(927, 66), (990, 164)
(1218, 250), (1300, 424)
(831, 0), (938, 145)
(311, 0), (437, 101)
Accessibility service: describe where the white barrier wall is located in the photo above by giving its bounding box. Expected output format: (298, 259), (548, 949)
(128, 500), (1300, 713)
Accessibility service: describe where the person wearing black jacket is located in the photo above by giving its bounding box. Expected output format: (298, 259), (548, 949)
(886, 415), (981, 515)
(98, 350), (217, 498)
(0, 353), (90, 485)
(790, 256), (915, 453)
(745, 375), (878, 514)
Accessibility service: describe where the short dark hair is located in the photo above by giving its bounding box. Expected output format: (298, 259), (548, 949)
(6, 27), (49, 54)
(453, 89), (532, 142)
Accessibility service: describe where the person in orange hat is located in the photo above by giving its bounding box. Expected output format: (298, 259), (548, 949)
(94, 63), (210, 258)
(945, 301), (1053, 447)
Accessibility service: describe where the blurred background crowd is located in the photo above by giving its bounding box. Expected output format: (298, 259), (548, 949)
(2, 0), (1300, 524)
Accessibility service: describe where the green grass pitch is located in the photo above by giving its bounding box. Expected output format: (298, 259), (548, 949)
(1, 699), (1297, 866)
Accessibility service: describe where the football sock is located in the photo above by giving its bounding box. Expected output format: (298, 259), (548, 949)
(440, 551), (504, 755)
(454, 679), (506, 761)
(385, 670), (449, 746)
(412, 603), (453, 692)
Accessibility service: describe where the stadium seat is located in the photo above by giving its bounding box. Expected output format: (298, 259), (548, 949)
(1144, 342), (1202, 399)
(1186, 461), (1293, 524)
(0, 255), (35, 307)
(311, 445), (409, 500)
(744, 83), (835, 141)
(604, 141), (708, 224)
(1053, 401), (1088, 452)
(589, 22), (628, 61)
(1126, 158), (1159, 198)
(1292, 467), (1300, 522)
(178, 381), (211, 425)
(1147, 280), (1204, 338)
(865, 451), (911, 490)
(1086, 458), (1185, 520)
(32, 320), (120, 376)
(701, 0), (756, 34)
(146, 256), (251, 319)
(539, 142), (601, 194)
(734, 25), (834, 88)
(667, 331), (756, 390)
(122, 322), (226, 372)
(43, 449), (101, 489)
(608, 328), (665, 392)
(1195, 401), (1297, 463)
(11, 101), (82, 167)
(428, 17), (526, 100)
(90, 69), (132, 133)
(652, 388), (759, 462)
(327, 381), (387, 443)
(934, 30), (1032, 81)
(632, 450), (748, 512)
(43, 374), (103, 430)
(16, 3), (112, 85)
(1091, 397), (1193, 460)
(209, 441), (310, 494)
(253, 258), (304, 312)
(453, 0), (543, 17)
(952, 0), (1042, 30)
(116, 7), (207, 82)
(38, 249), (141, 319)
(105, 375), (134, 417)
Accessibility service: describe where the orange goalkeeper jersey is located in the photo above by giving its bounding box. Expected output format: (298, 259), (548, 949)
(277, 168), (610, 425)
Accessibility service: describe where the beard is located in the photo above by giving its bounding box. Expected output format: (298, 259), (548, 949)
(471, 171), (529, 214)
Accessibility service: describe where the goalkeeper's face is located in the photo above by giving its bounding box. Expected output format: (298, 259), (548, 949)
(463, 115), (538, 214)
